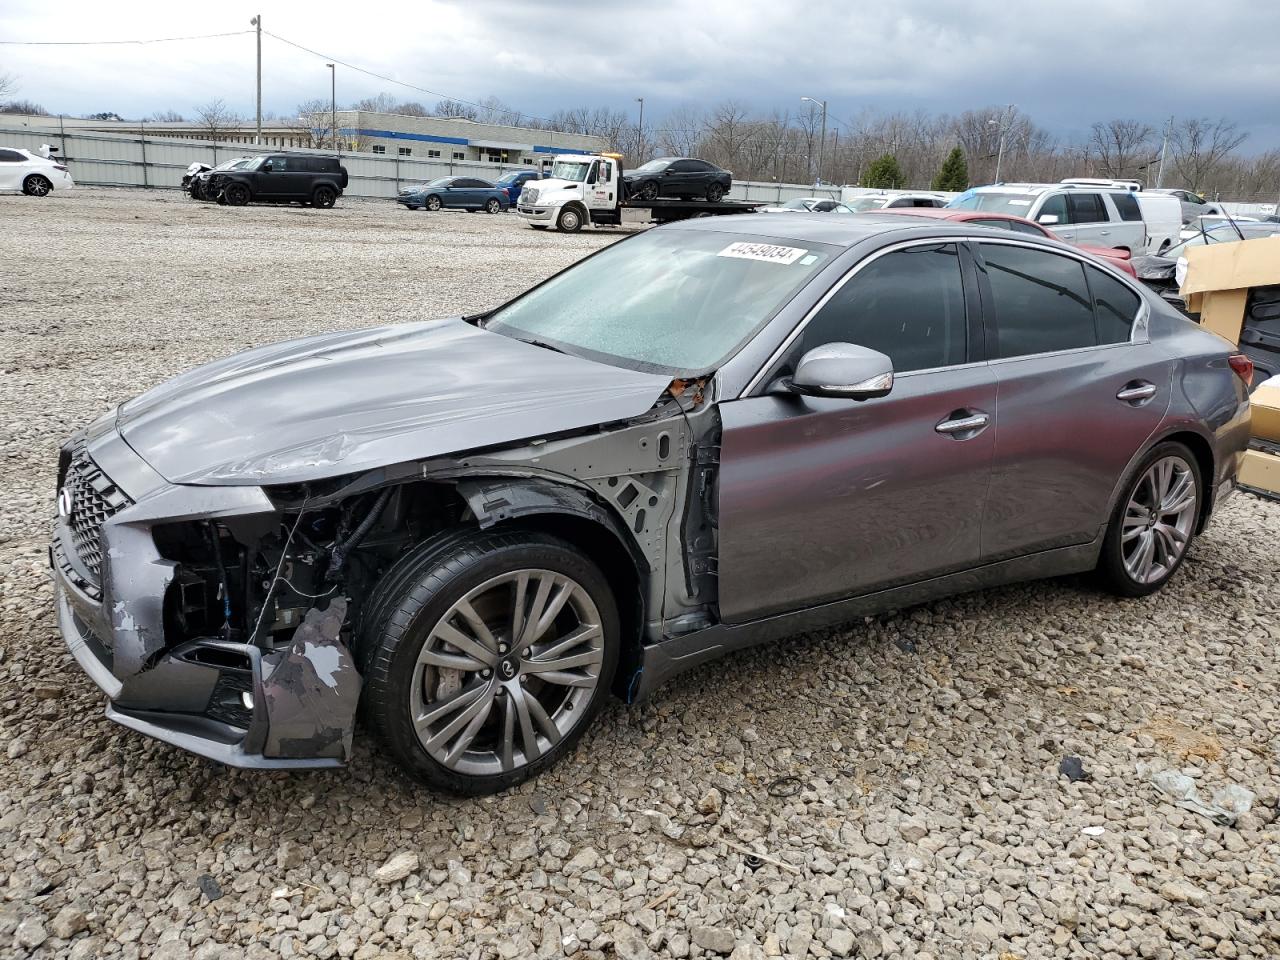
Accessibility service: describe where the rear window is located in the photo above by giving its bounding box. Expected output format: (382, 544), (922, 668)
(1111, 192), (1142, 222)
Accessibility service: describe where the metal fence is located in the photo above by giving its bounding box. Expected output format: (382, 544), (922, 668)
(0, 124), (844, 203)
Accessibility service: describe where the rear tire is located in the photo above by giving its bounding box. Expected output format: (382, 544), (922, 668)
(1095, 441), (1202, 597)
(360, 529), (620, 795)
(23, 175), (52, 197)
(312, 185), (337, 209)
(224, 183), (251, 206)
(484, 198), (501, 214)
(706, 183), (725, 202)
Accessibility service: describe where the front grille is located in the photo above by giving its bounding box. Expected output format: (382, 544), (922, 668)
(62, 449), (131, 585)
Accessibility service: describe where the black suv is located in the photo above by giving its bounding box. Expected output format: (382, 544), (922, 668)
(208, 154), (349, 209)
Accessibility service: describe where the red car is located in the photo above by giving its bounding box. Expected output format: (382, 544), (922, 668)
(872, 207), (1137, 277)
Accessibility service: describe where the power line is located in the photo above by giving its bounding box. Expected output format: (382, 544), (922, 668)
(0, 30), (253, 46)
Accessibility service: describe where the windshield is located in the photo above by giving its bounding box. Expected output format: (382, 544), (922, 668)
(485, 229), (836, 374)
(213, 158), (251, 171)
(634, 159), (673, 174)
(846, 196), (889, 211)
(496, 173), (519, 184)
(781, 198), (817, 210)
(550, 160), (590, 182)
(946, 191), (1039, 214)
(1165, 225), (1280, 258)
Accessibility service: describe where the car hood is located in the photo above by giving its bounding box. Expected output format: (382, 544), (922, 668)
(117, 317), (673, 486)
(1130, 254), (1177, 281)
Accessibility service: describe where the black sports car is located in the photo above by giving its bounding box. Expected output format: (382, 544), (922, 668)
(622, 157), (732, 202)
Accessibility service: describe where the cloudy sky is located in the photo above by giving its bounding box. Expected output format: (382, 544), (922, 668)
(3, 0), (1279, 149)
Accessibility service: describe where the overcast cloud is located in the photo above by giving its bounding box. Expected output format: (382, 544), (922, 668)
(3, 0), (1278, 149)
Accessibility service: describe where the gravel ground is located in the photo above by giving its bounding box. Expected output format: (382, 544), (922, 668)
(2, 188), (1279, 960)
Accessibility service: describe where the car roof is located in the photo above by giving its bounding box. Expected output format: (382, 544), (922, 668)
(667, 211), (1031, 249)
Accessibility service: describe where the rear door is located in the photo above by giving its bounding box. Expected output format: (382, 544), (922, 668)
(1103, 191), (1147, 252)
(1066, 192), (1111, 246)
(716, 241), (997, 622)
(973, 240), (1170, 561)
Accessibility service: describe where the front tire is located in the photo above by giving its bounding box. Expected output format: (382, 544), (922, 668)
(1096, 441), (1202, 597)
(361, 529), (619, 795)
(224, 183), (251, 206)
(23, 175), (52, 197)
(556, 206), (584, 233)
(639, 181), (659, 201)
(425, 195), (443, 212)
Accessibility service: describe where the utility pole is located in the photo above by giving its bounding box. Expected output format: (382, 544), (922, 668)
(327, 63), (337, 156)
(250, 16), (262, 146)
(991, 104), (1014, 184)
(1156, 114), (1173, 189)
(801, 96), (827, 187)
(635, 97), (644, 164)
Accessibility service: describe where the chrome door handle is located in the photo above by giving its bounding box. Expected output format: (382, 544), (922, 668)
(1100, 230), (1111, 236)
(935, 413), (989, 435)
(1116, 382), (1157, 402)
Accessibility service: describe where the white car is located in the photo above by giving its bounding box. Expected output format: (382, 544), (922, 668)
(0, 147), (75, 196)
(761, 197), (858, 214)
(947, 184), (1147, 252)
(845, 191), (948, 211)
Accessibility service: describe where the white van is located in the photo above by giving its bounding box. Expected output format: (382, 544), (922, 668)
(1135, 193), (1183, 255)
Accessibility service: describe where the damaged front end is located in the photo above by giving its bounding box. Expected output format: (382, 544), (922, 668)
(49, 427), (392, 768)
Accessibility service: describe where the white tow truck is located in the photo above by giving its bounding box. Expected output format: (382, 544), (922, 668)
(517, 153), (764, 232)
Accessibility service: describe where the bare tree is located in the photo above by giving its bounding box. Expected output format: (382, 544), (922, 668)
(353, 93), (399, 113)
(1171, 117), (1249, 193)
(294, 98), (334, 148)
(0, 99), (49, 116)
(434, 99), (478, 120)
(150, 110), (185, 122)
(0, 72), (16, 102)
(656, 104), (704, 159)
(194, 99), (241, 143)
(1089, 119), (1154, 179)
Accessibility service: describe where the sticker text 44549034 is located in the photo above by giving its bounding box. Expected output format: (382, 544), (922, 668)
(717, 241), (808, 265)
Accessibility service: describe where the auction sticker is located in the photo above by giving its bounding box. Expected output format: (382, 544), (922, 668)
(718, 241), (808, 265)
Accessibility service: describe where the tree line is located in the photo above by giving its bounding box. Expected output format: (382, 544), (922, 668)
(4, 70), (1276, 200)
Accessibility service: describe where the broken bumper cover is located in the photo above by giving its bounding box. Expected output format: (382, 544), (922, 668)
(50, 424), (360, 769)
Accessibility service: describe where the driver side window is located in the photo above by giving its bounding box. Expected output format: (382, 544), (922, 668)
(787, 244), (969, 375)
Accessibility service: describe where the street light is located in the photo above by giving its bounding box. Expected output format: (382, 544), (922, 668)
(635, 97), (644, 165)
(800, 96), (828, 189)
(326, 62), (337, 156)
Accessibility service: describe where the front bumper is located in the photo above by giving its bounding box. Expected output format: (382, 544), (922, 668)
(517, 204), (555, 223)
(50, 422), (359, 769)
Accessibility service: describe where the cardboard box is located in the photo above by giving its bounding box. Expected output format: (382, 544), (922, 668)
(1254, 378), (1280, 444)
(1239, 448), (1280, 496)
(1181, 236), (1280, 344)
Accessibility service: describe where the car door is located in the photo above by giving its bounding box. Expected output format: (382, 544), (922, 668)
(665, 160), (696, 197)
(973, 240), (1171, 561)
(1032, 193), (1075, 242)
(1102, 191), (1147, 251)
(1067, 192), (1111, 246)
(716, 241), (997, 623)
(0, 149), (25, 190)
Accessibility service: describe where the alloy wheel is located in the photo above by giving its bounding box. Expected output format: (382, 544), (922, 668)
(409, 569), (605, 776)
(1121, 456), (1197, 585)
(25, 175), (51, 197)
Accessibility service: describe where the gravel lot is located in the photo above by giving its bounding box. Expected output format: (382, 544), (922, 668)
(2, 188), (1279, 960)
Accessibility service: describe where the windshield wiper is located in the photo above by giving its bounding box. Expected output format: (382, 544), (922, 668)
(515, 336), (571, 356)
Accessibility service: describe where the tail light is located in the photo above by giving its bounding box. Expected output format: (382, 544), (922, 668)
(1228, 353), (1254, 387)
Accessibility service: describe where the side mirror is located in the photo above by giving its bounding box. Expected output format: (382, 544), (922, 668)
(1037, 213), (1059, 224)
(787, 343), (894, 400)
(261, 163), (272, 173)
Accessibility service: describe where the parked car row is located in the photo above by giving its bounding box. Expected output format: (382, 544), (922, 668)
(186, 153), (348, 208)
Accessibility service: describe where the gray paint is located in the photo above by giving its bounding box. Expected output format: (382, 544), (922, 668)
(50, 213), (1251, 772)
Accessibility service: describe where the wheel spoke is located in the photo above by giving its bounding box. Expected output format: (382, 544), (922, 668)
(499, 693), (516, 772)
(454, 598), (499, 655)
(431, 619), (497, 667)
(529, 580), (574, 646)
(417, 648), (487, 672)
(525, 648), (603, 674)
(443, 692), (495, 765)
(530, 669), (597, 689)
(523, 690), (562, 747)
(510, 683), (542, 763)
(534, 623), (602, 661)
(1134, 530), (1156, 582)
(1161, 474), (1195, 516)
(510, 573), (529, 649)
(519, 574), (557, 646)
(424, 683), (494, 753)
(415, 680), (486, 735)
